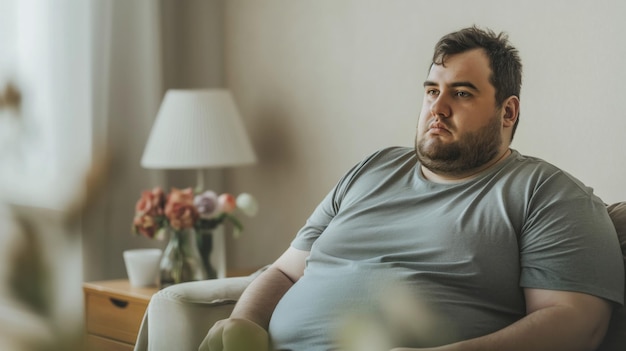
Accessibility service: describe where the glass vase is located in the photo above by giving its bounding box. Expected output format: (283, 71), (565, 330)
(159, 228), (207, 288)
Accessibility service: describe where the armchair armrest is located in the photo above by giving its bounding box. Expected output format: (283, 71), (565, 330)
(134, 268), (266, 351)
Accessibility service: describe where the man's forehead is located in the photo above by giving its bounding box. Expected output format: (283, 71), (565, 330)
(425, 50), (492, 87)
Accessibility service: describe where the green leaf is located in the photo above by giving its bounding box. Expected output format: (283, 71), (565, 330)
(226, 213), (244, 233)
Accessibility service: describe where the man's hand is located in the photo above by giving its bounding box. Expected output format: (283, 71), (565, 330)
(199, 248), (308, 351)
(200, 318), (270, 351)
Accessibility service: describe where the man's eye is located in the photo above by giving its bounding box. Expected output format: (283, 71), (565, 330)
(456, 91), (471, 98)
(426, 89), (439, 96)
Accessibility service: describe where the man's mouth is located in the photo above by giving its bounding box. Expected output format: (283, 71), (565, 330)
(428, 122), (451, 135)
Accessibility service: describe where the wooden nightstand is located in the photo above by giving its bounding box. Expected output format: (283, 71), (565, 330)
(83, 280), (158, 351)
(83, 269), (260, 350)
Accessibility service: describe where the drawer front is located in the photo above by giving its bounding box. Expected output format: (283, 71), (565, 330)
(86, 334), (134, 351)
(86, 293), (147, 344)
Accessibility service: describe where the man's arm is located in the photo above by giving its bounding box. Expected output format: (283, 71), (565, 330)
(202, 247), (309, 351)
(393, 288), (612, 351)
(230, 247), (309, 328)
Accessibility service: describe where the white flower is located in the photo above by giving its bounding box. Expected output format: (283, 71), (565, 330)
(236, 193), (258, 217)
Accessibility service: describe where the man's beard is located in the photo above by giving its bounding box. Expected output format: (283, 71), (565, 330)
(415, 114), (502, 176)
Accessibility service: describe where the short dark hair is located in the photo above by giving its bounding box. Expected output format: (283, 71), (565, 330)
(432, 26), (523, 140)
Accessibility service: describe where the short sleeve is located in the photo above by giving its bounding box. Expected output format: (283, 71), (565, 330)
(519, 171), (625, 305)
(290, 150), (385, 251)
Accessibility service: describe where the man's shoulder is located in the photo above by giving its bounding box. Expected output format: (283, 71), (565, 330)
(507, 150), (597, 199)
(507, 150), (568, 178)
(509, 150), (559, 170)
(335, 146), (417, 195)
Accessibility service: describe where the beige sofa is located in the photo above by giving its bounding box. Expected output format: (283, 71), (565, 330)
(134, 203), (626, 351)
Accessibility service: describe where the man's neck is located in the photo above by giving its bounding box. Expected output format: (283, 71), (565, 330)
(421, 148), (512, 184)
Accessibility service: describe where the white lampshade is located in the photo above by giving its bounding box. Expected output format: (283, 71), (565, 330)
(141, 89), (257, 169)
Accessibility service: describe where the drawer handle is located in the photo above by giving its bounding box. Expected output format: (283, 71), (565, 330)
(109, 298), (129, 309)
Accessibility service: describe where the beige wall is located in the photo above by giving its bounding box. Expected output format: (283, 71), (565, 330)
(221, 0), (626, 270)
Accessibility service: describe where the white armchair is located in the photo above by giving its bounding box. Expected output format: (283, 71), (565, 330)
(133, 269), (266, 351)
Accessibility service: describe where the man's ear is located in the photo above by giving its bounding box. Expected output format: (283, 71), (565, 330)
(501, 96), (520, 127)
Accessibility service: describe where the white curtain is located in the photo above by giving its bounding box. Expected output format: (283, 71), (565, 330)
(83, 0), (166, 282)
(0, 0), (227, 347)
(0, 0), (93, 207)
(0, 0), (165, 349)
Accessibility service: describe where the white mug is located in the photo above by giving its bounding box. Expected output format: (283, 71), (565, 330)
(123, 248), (162, 287)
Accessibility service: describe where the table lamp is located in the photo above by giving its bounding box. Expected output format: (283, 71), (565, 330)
(140, 89), (257, 190)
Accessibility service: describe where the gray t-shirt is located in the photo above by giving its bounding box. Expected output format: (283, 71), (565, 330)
(268, 147), (624, 350)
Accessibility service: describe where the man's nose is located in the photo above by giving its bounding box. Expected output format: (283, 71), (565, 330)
(430, 94), (451, 118)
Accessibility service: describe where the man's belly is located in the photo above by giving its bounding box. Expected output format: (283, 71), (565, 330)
(269, 265), (386, 351)
(268, 261), (523, 351)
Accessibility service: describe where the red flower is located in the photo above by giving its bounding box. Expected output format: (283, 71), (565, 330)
(133, 214), (158, 239)
(132, 187), (166, 239)
(135, 187), (165, 216)
(164, 188), (199, 230)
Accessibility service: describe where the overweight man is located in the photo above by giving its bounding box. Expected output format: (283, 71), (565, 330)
(203, 26), (624, 351)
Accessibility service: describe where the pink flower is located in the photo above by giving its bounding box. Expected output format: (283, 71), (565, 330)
(132, 187), (166, 239)
(135, 187), (165, 216)
(133, 214), (159, 239)
(217, 193), (237, 213)
(164, 188), (198, 230)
